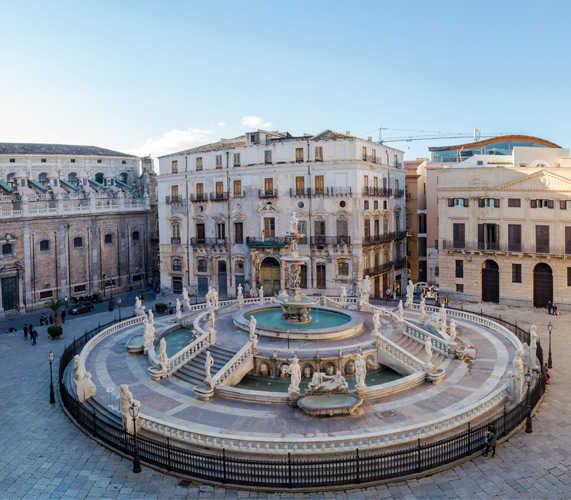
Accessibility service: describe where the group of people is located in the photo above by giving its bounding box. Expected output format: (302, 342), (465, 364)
(23, 324), (39, 345)
(546, 300), (559, 315)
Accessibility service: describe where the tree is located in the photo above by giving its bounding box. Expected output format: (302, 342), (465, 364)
(48, 299), (65, 326)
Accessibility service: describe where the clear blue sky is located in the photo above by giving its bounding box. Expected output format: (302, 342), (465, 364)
(2, 1), (571, 160)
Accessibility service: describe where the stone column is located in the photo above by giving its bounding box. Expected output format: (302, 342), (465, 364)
(59, 222), (68, 299)
(91, 218), (100, 293)
(18, 272), (24, 312)
(24, 222), (33, 307)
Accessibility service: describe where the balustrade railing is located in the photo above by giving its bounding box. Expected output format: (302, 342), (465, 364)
(212, 341), (254, 386)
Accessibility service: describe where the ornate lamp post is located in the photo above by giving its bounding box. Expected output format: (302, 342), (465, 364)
(548, 320), (552, 369)
(129, 402), (141, 473)
(49, 351), (55, 405)
(525, 370), (533, 434)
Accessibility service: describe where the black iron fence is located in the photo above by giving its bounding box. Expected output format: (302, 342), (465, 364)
(59, 313), (543, 490)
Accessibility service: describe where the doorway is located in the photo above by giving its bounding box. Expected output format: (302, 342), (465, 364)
(482, 260), (499, 303)
(260, 257), (280, 296)
(218, 261), (228, 298)
(1, 276), (18, 311)
(533, 263), (553, 308)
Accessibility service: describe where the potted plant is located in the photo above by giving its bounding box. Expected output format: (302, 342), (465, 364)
(47, 325), (63, 339)
(48, 299), (65, 326)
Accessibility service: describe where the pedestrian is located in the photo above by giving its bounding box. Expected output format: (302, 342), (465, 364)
(483, 425), (497, 457)
(23, 324), (28, 340)
(61, 310), (66, 324)
(30, 328), (38, 345)
(552, 303), (558, 316)
(445, 296), (449, 306)
(547, 299), (552, 315)
(544, 364), (550, 384)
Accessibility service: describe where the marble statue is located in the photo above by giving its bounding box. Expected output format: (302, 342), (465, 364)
(250, 328), (258, 353)
(405, 280), (414, 308)
(142, 314), (155, 354)
(249, 315), (257, 339)
(148, 310), (154, 326)
(420, 296), (426, 323)
(159, 337), (169, 374)
(135, 296), (145, 316)
(513, 350), (524, 400)
(360, 276), (371, 306)
(354, 350), (367, 393)
(289, 211), (298, 235)
(259, 285), (264, 304)
(449, 319), (457, 340)
(340, 286), (347, 306)
(287, 354), (302, 396)
(209, 323), (217, 345)
(73, 354), (96, 402)
(119, 384), (141, 434)
(529, 324), (537, 371)
(176, 298), (182, 320)
(237, 283), (244, 309)
(425, 338), (433, 362)
(204, 351), (215, 390)
(213, 287), (219, 309)
(182, 287), (191, 311)
(440, 304), (447, 331)
(373, 310), (381, 337)
(398, 300), (404, 321)
(306, 371), (349, 394)
(209, 309), (216, 330)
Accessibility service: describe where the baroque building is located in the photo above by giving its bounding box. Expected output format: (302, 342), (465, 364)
(157, 130), (406, 298)
(0, 143), (155, 315)
(405, 159), (428, 282)
(425, 135), (571, 307)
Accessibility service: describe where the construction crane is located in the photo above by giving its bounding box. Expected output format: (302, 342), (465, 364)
(377, 127), (491, 144)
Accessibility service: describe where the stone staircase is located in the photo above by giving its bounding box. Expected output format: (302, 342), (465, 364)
(174, 344), (237, 387)
(393, 333), (447, 369)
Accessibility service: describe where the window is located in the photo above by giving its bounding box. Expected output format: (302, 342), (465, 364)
(233, 153), (240, 167)
(216, 181), (224, 197)
(314, 220), (325, 236)
(363, 175), (369, 192)
(104, 233), (113, 244)
(456, 284), (464, 293)
(9, 158), (14, 163)
(122, 160), (126, 165)
(536, 225), (549, 253)
(264, 217), (275, 238)
(338, 261), (349, 276)
(508, 198), (521, 208)
(383, 200), (387, 210)
(233, 180), (242, 197)
(477, 223), (499, 250)
(74, 285), (86, 292)
(315, 175), (324, 194)
(566, 226), (571, 254)
(452, 223), (465, 249)
(364, 219), (370, 239)
(374, 219), (380, 237)
(364, 200), (369, 210)
(95, 172), (104, 184)
(195, 223), (205, 241)
(132, 231), (140, 241)
(362, 146), (367, 161)
(234, 222), (243, 244)
(171, 185), (179, 200)
(512, 264), (522, 283)
(478, 198), (500, 208)
(508, 224), (522, 252)
(2, 243), (12, 255)
(172, 277), (183, 294)
(38, 172), (49, 185)
(315, 146), (323, 161)
(216, 155), (222, 169)
(568, 267), (571, 286)
(373, 200), (378, 210)
(455, 260), (463, 278)
(295, 148), (304, 162)
(39, 239), (50, 251)
(196, 157), (203, 170)
(39, 290), (53, 299)
(295, 176), (305, 195)
(265, 150), (272, 164)
(70, 158), (75, 163)
(264, 178), (273, 195)
(435, 265), (439, 277)
(448, 198), (469, 207)
(316, 263), (326, 289)
(530, 199), (554, 208)
(172, 258), (182, 272)
(73, 237), (83, 248)
(197, 259), (207, 273)
(561, 200), (571, 210)
(372, 149), (376, 163)
(216, 223), (225, 240)
(41, 158), (46, 163)
(236, 260), (244, 273)
(171, 160), (178, 174)
(97, 159), (102, 164)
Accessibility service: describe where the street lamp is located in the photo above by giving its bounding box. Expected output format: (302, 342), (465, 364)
(525, 370), (533, 434)
(548, 320), (553, 369)
(48, 351), (55, 405)
(117, 298), (122, 321)
(129, 402), (141, 473)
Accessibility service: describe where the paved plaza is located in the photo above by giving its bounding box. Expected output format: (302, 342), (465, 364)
(1, 300), (570, 499)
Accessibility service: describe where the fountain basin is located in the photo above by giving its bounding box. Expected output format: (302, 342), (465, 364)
(297, 392), (363, 417)
(126, 328), (194, 355)
(233, 305), (363, 341)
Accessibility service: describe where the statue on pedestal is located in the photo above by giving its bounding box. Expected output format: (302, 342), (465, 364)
(259, 285), (264, 304)
(119, 384), (141, 434)
(373, 310), (381, 337)
(440, 304), (447, 331)
(135, 296), (145, 316)
(237, 283), (244, 309)
(360, 276), (371, 306)
(176, 299), (182, 320)
(148, 310), (154, 326)
(182, 287), (191, 311)
(73, 355), (96, 402)
(420, 296), (426, 323)
(204, 351), (215, 390)
(288, 354), (302, 396)
(143, 314), (156, 354)
(340, 286), (347, 306)
(398, 300), (404, 321)
(449, 319), (457, 340)
(159, 337), (169, 375)
(405, 280), (414, 308)
(354, 349), (367, 394)
(424, 338), (433, 372)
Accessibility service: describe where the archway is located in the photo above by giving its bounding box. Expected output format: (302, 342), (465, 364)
(260, 257), (280, 296)
(533, 263), (553, 308)
(482, 260), (499, 303)
(217, 261), (227, 298)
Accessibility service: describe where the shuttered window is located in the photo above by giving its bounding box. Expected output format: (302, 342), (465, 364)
(512, 264), (522, 283)
(566, 226), (571, 254)
(315, 175), (324, 194)
(196, 183), (203, 197)
(508, 224), (522, 252)
(452, 223), (465, 249)
(536, 225), (549, 253)
(455, 260), (463, 278)
(508, 198), (521, 207)
(364, 219), (370, 239)
(196, 223), (205, 241)
(295, 176), (305, 195)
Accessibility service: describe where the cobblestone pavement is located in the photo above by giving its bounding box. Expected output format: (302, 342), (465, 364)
(1, 301), (570, 499)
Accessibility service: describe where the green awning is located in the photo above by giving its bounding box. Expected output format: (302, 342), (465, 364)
(89, 179), (106, 190)
(28, 179), (48, 192)
(246, 240), (286, 248)
(0, 180), (12, 193)
(115, 177), (130, 189)
(60, 179), (79, 191)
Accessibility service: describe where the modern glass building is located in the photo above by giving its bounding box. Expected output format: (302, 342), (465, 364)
(429, 135), (561, 163)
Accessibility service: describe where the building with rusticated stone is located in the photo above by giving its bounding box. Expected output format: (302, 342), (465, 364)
(157, 129), (407, 299)
(0, 143), (156, 315)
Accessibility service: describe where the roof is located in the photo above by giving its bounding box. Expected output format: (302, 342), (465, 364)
(404, 159), (426, 170)
(428, 135), (561, 152)
(160, 136), (247, 158)
(311, 129), (355, 141)
(0, 143), (136, 158)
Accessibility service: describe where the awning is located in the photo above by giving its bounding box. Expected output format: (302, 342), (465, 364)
(0, 180), (12, 193)
(28, 179), (48, 192)
(60, 179), (79, 192)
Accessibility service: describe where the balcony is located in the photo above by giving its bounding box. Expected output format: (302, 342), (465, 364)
(442, 240), (565, 258)
(393, 189), (405, 198)
(310, 236), (351, 247)
(190, 193), (208, 203)
(165, 195), (186, 205)
(246, 237), (288, 248)
(233, 191), (246, 198)
(170, 237), (181, 245)
(290, 188), (311, 198)
(258, 189), (278, 199)
(190, 237), (226, 247)
(289, 187), (353, 198)
(362, 187), (392, 198)
(362, 257), (407, 277)
(362, 232), (396, 246)
(210, 192), (229, 202)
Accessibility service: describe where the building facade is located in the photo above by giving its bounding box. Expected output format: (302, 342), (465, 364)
(405, 159), (427, 282)
(157, 130), (406, 299)
(0, 143), (155, 315)
(427, 136), (571, 308)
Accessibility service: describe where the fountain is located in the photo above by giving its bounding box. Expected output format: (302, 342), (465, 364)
(274, 212), (319, 324)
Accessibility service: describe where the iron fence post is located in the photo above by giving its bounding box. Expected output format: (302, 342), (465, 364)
(467, 422), (471, 455)
(417, 438), (421, 472)
(356, 448), (360, 483)
(223, 448), (227, 482)
(288, 452), (292, 488)
(167, 436), (171, 471)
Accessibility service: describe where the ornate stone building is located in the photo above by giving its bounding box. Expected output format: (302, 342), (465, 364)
(157, 130), (407, 298)
(0, 143), (155, 315)
(426, 136), (571, 307)
(405, 159), (427, 282)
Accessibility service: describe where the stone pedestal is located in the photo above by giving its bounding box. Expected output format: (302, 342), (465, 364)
(194, 384), (215, 401)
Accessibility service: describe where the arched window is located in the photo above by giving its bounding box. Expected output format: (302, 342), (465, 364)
(2, 243), (12, 255)
(120, 172), (128, 183)
(171, 223), (180, 239)
(132, 231), (140, 241)
(68, 172), (78, 185)
(197, 259), (207, 273)
(6, 173), (16, 188)
(39, 239), (50, 251)
(38, 172), (49, 186)
(95, 172), (104, 184)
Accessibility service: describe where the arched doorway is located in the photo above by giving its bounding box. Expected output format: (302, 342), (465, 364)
(533, 263), (553, 308)
(482, 260), (499, 303)
(260, 257), (280, 296)
(217, 261), (227, 298)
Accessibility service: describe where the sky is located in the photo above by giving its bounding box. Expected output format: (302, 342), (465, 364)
(2, 1), (571, 162)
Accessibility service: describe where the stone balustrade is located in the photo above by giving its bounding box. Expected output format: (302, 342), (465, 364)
(166, 331), (211, 377)
(212, 341), (255, 387)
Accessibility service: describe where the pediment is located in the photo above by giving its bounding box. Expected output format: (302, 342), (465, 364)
(495, 170), (571, 192)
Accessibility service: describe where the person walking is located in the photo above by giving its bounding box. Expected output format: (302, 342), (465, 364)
(483, 425), (497, 457)
(547, 299), (552, 315)
(23, 324), (28, 340)
(30, 327), (38, 346)
(61, 310), (66, 324)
